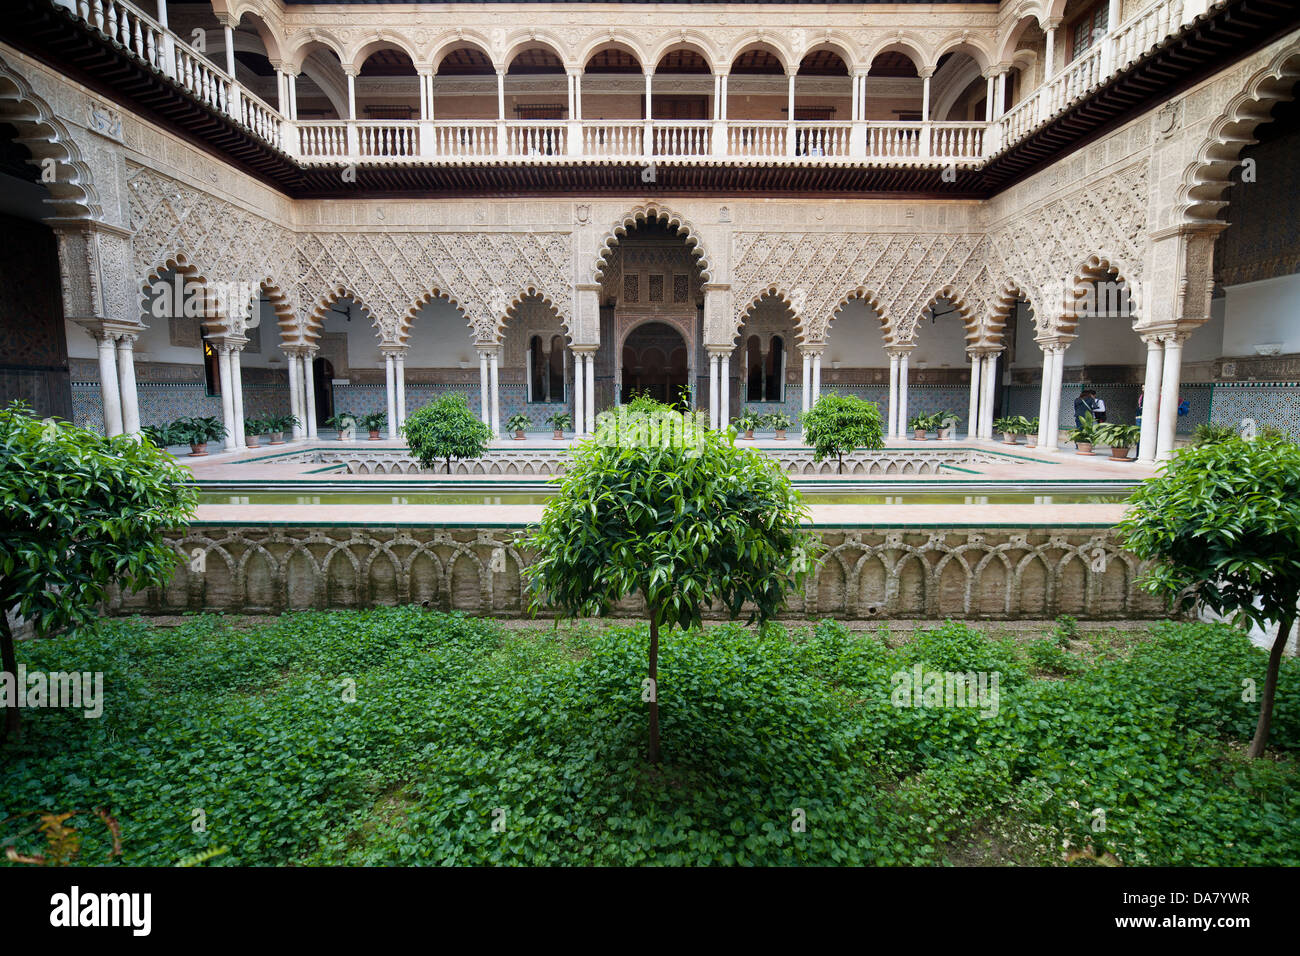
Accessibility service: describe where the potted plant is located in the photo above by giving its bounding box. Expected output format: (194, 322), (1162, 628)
(733, 411), (760, 439)
(324, 412), (355, 440)
(993, 416), (1021, 444)
(908, 412), (938, 440)
(1096, 422), (1141, 460)
(547, 411), (572, 439)
(1067, 411), (1101, 455)
(173, 415), (226, 457)
(242, 416), (267, 448)
(359, 412), (387, 441)
(765, 411), (793, 440)
(263, 414), (299, 444)
(141, 423), (178, 449)
(1014, 417), (1040, 444)
(506, 413), (531, 440)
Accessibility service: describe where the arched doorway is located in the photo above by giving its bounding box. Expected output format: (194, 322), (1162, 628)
(620, 322), (689, 408)
(313, 356), (334, 426)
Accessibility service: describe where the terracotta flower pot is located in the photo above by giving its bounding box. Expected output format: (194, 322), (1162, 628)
(553, 430), (563, 439)
(774, 429), (787, 440)
(188, 443), (207, 457)
(514, 430), (525, 440)
(245, 435), (259, 448)
(369, 429), (381, 440)
(1002, 432), (1018, 444)
(913, 428), (927, 440)
(1076, 442), (1094, 455)
(743, 429), (754, 439)
(269, 432), (284, 444)
(1109, 446), (1131, 460)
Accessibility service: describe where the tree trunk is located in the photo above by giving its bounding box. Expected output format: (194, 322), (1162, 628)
(446, 457), (451, 475)
(0, 608), (19, 744)
(1248, 606), (1295, 758)
(648, 611), (660, 764)
(838, 454), (844, 475)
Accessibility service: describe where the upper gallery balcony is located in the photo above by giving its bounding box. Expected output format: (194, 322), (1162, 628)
(32, 0), (1213, 173)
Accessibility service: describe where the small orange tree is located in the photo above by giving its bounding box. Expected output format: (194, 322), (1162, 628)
(523, 397), (820, 762)
(1118, 431), (1300, 757)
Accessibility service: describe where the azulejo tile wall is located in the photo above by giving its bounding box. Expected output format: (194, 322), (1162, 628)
(1006, 383), (1211, 434)
(71, 382), (292, 432)
(1209, 383), (1300, 436)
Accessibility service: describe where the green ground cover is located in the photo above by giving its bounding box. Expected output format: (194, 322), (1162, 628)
(1, 609), (1295, 865)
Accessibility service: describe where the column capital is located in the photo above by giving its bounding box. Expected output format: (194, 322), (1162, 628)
(570, 344), (599, 355)
(206, 333), (248, 351)
(705, 345), (734, 358)
(379, 343), (409, 357)
(1044, 17), (1064, 31)
(884, 344), (916, 357)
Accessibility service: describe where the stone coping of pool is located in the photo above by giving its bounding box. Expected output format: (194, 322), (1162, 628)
(190, 502), (1131, 529)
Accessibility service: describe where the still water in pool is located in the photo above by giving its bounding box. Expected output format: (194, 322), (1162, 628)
(199, 491), (1129, 506)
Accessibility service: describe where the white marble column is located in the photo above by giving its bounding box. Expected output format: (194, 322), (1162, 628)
(217, 345), (236, 451)
(898, 351), (910, 438)
(980, 351), (999, 439)
(709, 353), (720, 428)
(888, 352), (900, 438)
(479, 350), (490, 426)
(286, 349), (302, 438)
(966, 351), (982, 441)
(384, 353), (398, 439)
(1036, 347), (1054, 448)
(1137, 335), (1164, 464)
(229, 345), (246, 449)
(96, 333), (124, 437)
(1156, 333), (1185, 461)
(801, 351), (812, 414)
(395, 351), (407, 428)
(115, 334), (141, 437)
(1045, 347), (1066, 451)
(573, 350), (586, 436)
(303, 352), (318, 439)
(720, 352), (731, 428)
(584, 352), (595, 432)
(489, 349), (501, 437)
(811, 351), (823, 407)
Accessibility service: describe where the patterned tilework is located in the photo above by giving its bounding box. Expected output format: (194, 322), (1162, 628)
(72, 382), (294, 433)
(1209, 383), (1300, 437)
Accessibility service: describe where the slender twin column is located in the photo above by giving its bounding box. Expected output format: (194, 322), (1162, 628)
(1034, 341), (1070, 451)
(885, 347), (912, 439)
(570, 348), (597, 435)
(1136, 334), (1165, 463)
(707, 347), (733, 429)
(473, 347), (502, 437)
(89, 329), (145, 439)
(378, 346), (410, 439)
(979, 350), (1000, 439)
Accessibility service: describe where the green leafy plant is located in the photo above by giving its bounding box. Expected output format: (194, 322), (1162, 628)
(1053, 614), (1079, 648)
(547, 412), (572, 432)
(170, 416), (227, 447)
(802, 394), (885, 473)
(0, 402), (197, 740)
(1190, 422), (1239, 446)
(505, 413), (532, 434)
(763, 411), (793, 432)
(358, 412), (387, 433)
(993, 416), (1021, 434)
(1118, 431), (1300, 757)
(523, 401), (821, 762)
(908, 412), (940, 433)
(141, 423), (179, 448)
(403, 393), (492, 474)
(1066, 411), (1101, 445)
(264, 414), (300, 436)
(1014, 416), (1040, 436)
(1096, 423), (1141, 449)
(732, 410), (761, 434)
(324, 412), (355, 431)
(242, 417), (269, 438)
